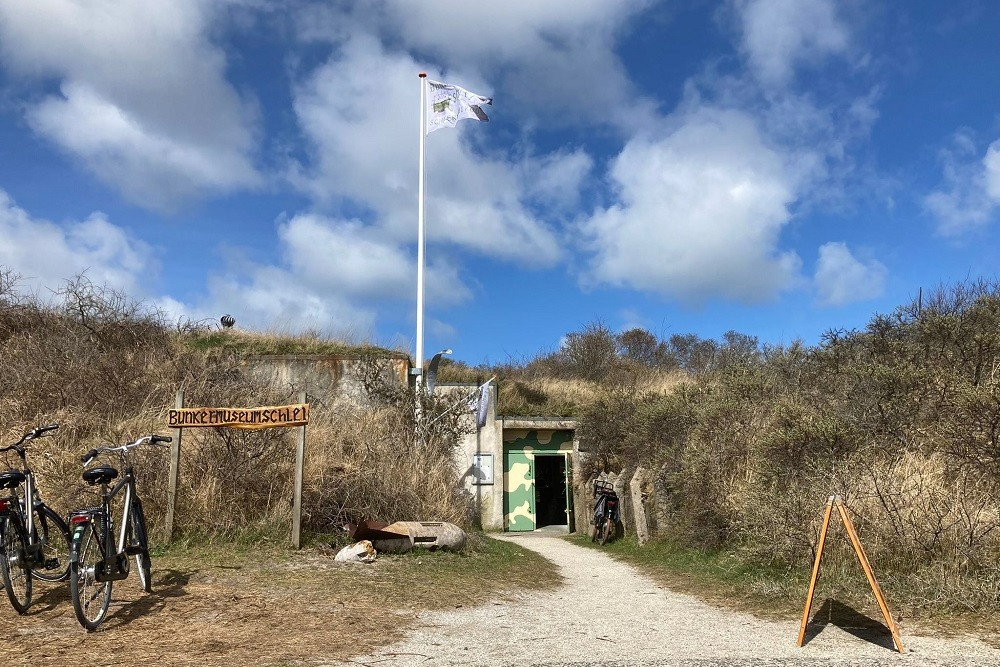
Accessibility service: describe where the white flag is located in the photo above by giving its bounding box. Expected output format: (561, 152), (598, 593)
(426, 80), (492, 134)
(466, 380), (492, 430)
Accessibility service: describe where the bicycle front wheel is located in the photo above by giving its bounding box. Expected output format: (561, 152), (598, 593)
(31, 505), (71, 582)
(1, 514), (33, 613)
(69, 523), (112, 631)
(129, 500), (152, 593)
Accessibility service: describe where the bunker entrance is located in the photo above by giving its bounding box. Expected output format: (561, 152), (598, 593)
(534, 454), (568, 528)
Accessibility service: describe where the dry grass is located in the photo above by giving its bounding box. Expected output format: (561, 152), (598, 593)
(185, 327), (402, 358)
(0, 279), (474, 543)
(0, 534), (560, 666)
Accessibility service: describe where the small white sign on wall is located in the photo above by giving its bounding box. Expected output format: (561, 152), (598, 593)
(471, 453), (493, 485)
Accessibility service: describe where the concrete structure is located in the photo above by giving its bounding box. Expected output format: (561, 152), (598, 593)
(245, 353), (409, 406)
(243, 356), (581, 534)
(447, 382), (580, 533)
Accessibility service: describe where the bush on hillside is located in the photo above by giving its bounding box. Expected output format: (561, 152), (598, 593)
(578, 281), (1000, 612)
(0, 270), (474, 542)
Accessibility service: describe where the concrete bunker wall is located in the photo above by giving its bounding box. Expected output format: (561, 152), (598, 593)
(244, 353), (409, 406)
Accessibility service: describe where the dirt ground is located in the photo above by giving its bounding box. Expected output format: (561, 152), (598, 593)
(2, 554), (397, 666)
(0, 537), (559, 666)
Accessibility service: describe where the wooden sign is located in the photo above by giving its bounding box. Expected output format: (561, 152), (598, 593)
(797, 495), (904, 653)
(167, 403), (309, 430)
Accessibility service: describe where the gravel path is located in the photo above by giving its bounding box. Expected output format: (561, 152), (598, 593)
(337, 534), (1000, 667)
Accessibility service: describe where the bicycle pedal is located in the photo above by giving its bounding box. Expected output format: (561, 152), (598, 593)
(43, 557), (60, 570)
(124, 545), (143, 556)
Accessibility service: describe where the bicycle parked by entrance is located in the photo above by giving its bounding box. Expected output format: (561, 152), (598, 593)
(591, 479), (619, 546)
(69, 433), (170, 631)
(0, 423), (72, 614)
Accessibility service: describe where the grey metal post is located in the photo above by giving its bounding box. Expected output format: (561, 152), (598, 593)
(165, 388), (183, 541)
(291, 390), (306, 549)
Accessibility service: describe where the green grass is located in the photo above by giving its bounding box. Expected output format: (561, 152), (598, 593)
(571, 534), (806, 619)
(571, 534), (1000, 645)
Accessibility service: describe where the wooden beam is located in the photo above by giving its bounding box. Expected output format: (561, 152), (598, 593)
(798, 495), (835, 646)
(291, 391), (307, 549)
(836, 498), (905, 653)
(165, 388), (184, 542)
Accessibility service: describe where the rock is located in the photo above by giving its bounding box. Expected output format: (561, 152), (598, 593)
(334, 540), (377, 563)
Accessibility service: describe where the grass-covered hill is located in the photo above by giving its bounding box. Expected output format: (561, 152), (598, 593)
(2, 268), (998, 617)
(446, 280), (1000, 616)
(0, 272), (469, 543)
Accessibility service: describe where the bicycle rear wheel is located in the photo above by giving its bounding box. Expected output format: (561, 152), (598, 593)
(1, 514), (33, 613)
(69, 522), (112, 631)
(129, 500), (151, 593)
(597, 516), (612, 545)
(30, 504), (71, 582)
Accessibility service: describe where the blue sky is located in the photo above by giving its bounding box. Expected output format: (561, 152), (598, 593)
(1, 1), (999, 367)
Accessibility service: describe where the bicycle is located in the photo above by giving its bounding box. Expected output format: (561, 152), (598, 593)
(591, 479), (619, 546)
(0, 423), (71, 614)
(68, 434), (170, 631)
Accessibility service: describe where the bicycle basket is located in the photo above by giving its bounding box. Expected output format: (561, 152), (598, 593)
(593, 479), (616, 497)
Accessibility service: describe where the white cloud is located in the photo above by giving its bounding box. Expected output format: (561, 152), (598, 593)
(289, 33), (566, 265)
(175, 212), (471, 336)
(278, 214), (415, 300)
(0, 189), (151, 296)
(985, 140), (1000, 201)
(813, 241), (886, 306)
(29, 82), (259, 211)
(297, 0), (660, 132)
(202, 266), (378, 339)
(0, 0), (260, 210)
(732, 0), (851, 88)
(521, 149), (595, 214)
(925, 133), (1000, 235)
(581, 107), (802, 302)
(686, 7), (879, 214)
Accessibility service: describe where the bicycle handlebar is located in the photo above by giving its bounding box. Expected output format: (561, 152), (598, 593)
(81, 434), (173, 464)
(0, 422), (60, 458)
(31, 423), (59, 437)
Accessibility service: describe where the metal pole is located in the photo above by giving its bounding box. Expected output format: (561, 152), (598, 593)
(415, 72), (428, 391)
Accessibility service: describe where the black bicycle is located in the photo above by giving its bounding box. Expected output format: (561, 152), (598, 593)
(69, 434), (170, 631)
(0, 423), (71, 614)
(591, 479), (619, 546)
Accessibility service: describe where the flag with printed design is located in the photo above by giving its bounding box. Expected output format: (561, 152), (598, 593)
(426, 80), (492, 134)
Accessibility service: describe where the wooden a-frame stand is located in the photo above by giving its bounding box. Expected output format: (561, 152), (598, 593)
(797, 495), (904, 653)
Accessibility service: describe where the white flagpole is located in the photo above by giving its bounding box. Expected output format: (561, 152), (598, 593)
(416, 72), (427, 391)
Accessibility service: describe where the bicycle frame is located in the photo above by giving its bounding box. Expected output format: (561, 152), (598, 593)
(71, 463), (137, 581)
(0, 425), (61, 565)
(70, 435), (168, 582)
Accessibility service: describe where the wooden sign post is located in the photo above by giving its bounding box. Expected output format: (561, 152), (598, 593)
(166, 393), (310, 548)
(797, 495), (904, 653)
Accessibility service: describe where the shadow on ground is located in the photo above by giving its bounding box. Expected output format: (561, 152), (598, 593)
(102, 568), (192, 631)
(801, 598), (897, 651)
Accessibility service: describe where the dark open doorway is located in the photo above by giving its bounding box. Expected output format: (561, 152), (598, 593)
(534, 454), (567, 528)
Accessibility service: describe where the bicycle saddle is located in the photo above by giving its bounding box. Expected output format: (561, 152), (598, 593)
(82, 466), (118, 486)
(0, 470), (25, 489)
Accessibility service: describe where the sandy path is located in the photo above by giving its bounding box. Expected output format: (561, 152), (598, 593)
(335, 533), (1000, 667)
